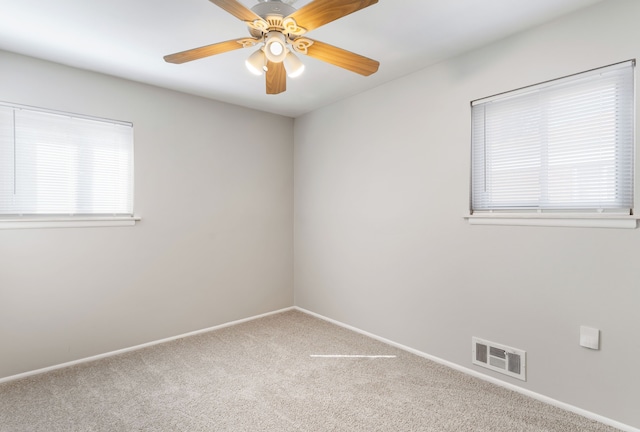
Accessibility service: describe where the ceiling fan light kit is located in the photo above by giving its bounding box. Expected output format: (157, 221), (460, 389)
(164, 0), (380, 95)
(284, 51), (305, 78)
(245, 48), (267, 75)
(264, 31), (288, 62)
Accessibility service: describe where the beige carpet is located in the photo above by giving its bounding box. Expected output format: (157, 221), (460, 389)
(0, 310), (621, 431)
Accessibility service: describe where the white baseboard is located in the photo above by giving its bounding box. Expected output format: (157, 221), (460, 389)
(3, 305), (636, 432)
(295, 306), (639, 432)
(0, 307), (295, 385)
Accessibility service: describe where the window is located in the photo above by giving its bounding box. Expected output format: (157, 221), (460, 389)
(469, 61), (636, 228)
(0, 102), (135, 228)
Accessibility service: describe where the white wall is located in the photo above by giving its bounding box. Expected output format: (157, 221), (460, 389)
(0, 50), (294, 379)
(294, 0), (640, 428)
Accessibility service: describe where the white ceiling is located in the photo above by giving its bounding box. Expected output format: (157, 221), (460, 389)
(0, 0), (604, 118)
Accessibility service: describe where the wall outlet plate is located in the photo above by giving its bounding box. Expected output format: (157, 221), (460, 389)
(580, 326), (600, 350)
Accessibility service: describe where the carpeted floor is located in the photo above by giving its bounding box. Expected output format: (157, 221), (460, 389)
(0, 310), (621, 431)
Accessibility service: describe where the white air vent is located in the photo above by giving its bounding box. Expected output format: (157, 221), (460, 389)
(472, 337), (526, 381)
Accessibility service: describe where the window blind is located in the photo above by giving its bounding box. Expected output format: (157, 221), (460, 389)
(471, 61), (634, 213)
(0, 103), (134, 216)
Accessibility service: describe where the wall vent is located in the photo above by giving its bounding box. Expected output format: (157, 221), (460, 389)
(472, 337), (526, 381)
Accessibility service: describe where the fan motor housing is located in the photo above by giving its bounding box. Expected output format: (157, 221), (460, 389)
(248, 1), (296, 38)
(251, 1), (296, 20)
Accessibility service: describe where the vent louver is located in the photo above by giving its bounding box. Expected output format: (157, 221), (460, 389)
(475, 342), (487, 363)
(472, 337), (526, 381)
(507, 352), (521, 375)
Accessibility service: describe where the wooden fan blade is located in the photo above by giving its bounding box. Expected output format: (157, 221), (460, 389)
(266, 61), (286, 94)
(208, 0), (264, 23)
(164, 38), (256, 64)
(286, 0), (378, 32)
(303, 39), (379, 76)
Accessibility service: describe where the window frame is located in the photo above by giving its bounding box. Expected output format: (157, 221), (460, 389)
(0, 101), (138, 229)
(466, 60), (637, 229)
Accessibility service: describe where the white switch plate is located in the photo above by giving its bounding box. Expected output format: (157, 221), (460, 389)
(580, 326), (600, 350)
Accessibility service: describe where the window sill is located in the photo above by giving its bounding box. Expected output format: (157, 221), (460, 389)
(0, 216), (141, 230)
(465, 214), (638, 229)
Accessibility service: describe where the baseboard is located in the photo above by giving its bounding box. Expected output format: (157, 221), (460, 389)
(3, 305), (636, 432)
(0, 306), (295, 385)
(295, 307), (639, 432)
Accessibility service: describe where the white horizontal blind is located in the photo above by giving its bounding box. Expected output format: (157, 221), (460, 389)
(471, 61), (634, 213)
(0, 104), (133, 216)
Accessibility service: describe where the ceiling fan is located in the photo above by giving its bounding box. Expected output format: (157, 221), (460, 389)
(163, 0), (380, 95)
